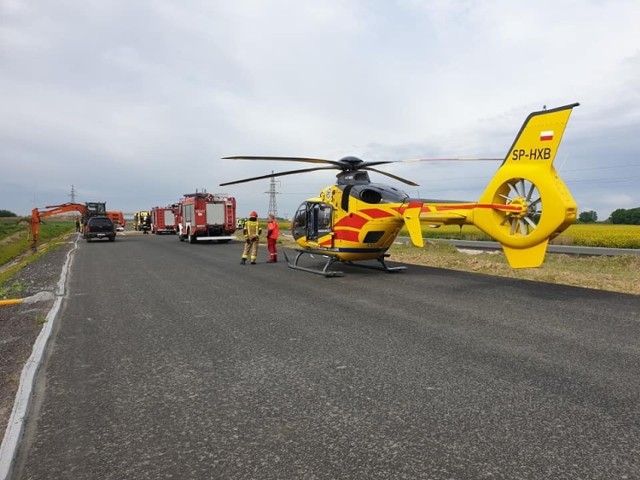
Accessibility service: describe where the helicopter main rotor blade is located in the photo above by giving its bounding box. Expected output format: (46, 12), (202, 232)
(219, 166), (338, 186)
(220, 155), (501, 187)
(359, 161), (395, 168)
(363, 167), (420, 187)
(222, 156), (345, 167)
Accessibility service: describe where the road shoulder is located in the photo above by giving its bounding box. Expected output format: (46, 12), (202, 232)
(0, 235), (77, 453)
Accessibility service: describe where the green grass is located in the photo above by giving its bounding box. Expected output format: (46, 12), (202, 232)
(0, 240), (32, 269)
(0, 280), (25, 299)
(0, 217), (28, 240)
(0, 220), (74, 268)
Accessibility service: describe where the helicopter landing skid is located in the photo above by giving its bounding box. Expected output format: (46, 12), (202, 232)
(284, 250), (406, 277)
(283, 249), (344, 277)
(344, 255), (407, 273)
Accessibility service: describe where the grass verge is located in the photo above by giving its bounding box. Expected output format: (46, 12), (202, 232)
(0, 223), (75, 293)
(387, 241), (640, 296)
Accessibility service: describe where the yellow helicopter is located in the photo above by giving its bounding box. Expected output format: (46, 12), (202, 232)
(221, 103), (579, 276)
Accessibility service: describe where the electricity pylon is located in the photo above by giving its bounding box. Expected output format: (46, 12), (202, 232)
(265, 172), (280, 217)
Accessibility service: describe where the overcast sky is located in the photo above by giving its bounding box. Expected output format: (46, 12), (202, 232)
(2, 0), (639, 221)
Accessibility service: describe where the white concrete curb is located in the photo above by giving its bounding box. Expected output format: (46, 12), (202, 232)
(0, 236), (79, 480)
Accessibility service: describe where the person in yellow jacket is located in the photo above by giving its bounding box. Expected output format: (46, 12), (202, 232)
(241, 211), (261, 265)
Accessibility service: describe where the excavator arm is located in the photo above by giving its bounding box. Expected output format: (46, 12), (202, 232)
(30, 203), (87, 250)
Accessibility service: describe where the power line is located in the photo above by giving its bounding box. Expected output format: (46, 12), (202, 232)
(562, 163), (640, 173)
(563, 176), (640, 185)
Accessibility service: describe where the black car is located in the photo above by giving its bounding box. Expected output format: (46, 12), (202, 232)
(84, 216), (116, 242)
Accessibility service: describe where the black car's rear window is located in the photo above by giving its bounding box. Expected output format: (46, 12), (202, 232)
(89, 218), (112, 227)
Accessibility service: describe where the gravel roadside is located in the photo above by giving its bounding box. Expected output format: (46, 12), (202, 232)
(0, 234), (77, 438)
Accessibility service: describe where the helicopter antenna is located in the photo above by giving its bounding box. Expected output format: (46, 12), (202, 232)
(265, 171), (281, 217)
(557, 153), (570, 173)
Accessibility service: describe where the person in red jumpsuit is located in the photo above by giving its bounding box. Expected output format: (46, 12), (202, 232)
(266, 213), (279, 263)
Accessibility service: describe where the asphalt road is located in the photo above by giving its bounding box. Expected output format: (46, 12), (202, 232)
(13, 233), (640, 479)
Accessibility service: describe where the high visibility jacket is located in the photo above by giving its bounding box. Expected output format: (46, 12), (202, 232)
(243, 219), (260, 239)
(267, 218), (279, 239)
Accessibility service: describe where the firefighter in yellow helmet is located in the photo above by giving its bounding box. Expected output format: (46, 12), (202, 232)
(241, 211), (261, 265)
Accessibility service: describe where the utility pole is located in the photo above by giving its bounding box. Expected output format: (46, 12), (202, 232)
(69, 185), (77, 203)
(265, 172), (280, 217)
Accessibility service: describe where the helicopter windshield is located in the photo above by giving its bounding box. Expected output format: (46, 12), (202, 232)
(347, 183), (409, 204)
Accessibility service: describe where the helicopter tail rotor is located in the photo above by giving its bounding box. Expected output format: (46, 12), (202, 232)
(472, 103), (579, 268)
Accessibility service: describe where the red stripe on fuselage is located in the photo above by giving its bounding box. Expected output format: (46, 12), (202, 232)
(429, 203), (521, 212)
(334, 213), (368, 229)
(333, 230), (360, 242)
(360, 208), (395, 219)
(398, 202), (522, 214)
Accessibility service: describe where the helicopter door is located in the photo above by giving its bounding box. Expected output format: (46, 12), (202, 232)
(307, 202), (332, 243)
(292, 202), (333, 243)
(292, 204), (307, 241)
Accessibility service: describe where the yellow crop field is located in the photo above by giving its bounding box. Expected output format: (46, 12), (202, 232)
(412, 223), (640, 249)
(555, 224), (640, 249)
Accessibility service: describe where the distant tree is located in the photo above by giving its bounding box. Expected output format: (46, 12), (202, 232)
(0, 209), (17, 217)
(609, 207), (640, 225)
(578, 210), (598, 223)
(609, 209), (626, 224)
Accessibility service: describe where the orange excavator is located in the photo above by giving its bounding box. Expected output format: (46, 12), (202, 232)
(29, 201), (106, 250)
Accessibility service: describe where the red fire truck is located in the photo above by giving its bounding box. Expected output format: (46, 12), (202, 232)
(176, 192), (236, 243)
(150, 205), (177, 234)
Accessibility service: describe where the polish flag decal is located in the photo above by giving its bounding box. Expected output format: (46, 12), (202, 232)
(540, 130), (554, 141)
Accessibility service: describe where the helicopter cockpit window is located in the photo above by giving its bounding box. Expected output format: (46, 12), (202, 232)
(317, 203), (332, 234)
